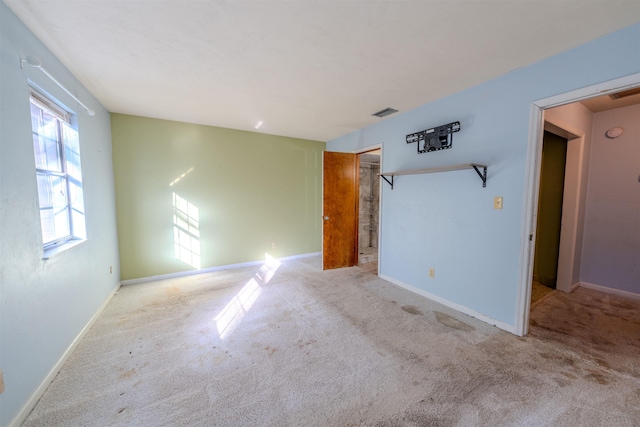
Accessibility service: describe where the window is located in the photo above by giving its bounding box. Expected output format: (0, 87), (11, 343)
(30, 90), (86, 253)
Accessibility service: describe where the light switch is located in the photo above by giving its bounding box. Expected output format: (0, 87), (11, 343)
(494, 196), (503, 210)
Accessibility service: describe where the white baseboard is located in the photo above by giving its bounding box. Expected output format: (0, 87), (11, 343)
(121, 252), (322, 286)
(379, 274), (516, 334)
(8, 283), (121, 427)
(578, 282), (640, 301)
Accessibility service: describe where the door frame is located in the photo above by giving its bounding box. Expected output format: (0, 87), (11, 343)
(515, 72), (640, 336)
(321, 143), (383, 270)
(353, 142), (384, 275)
(533, 129), (570, 290)
(355, 144), (383, 274)
(542, 121), (582, 294)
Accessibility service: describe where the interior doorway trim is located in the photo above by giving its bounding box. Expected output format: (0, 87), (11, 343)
(355, 144), (383, 154)
(543, 120), (582, 295)
(355, 144), (383, 275)
(515, 72), (640, 337)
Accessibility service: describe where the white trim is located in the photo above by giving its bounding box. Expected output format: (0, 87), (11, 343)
(556, 133), (584, 292)
(534, 73), (640, 108)
(543, 119), (585, 295)
(514, 103), (544, 337)
(8, 283), (121, 427)
(579, 282), (640, 301)
(42, 238), (87, 260)
(515, 72), (640, 337)
(121, 252), (321, 286)
(377, 146), (383, 277)
(354, 143), (382, 154)
(30, 89), (71, 124)
(543, 121), (580, 140)
(380, 274), (516, 334)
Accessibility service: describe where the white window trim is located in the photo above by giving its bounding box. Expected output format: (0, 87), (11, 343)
(30, 88), (87, 259)
(43, 237), (87, 260)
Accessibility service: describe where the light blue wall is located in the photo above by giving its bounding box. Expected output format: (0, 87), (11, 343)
(0, 3), (120, 425)
(327, 23), (640, 327)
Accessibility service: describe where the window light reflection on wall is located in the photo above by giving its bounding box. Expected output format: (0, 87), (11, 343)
(169, 167), (195, 187)
(172, 192), (201, 269)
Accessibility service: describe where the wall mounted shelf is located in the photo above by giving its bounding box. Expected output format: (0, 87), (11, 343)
(379, 163), (487, 189)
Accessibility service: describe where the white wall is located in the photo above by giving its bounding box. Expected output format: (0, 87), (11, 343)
(327, 23), (640, 329)
(580, 104), (640, 294)
(0, 4), (120, 425)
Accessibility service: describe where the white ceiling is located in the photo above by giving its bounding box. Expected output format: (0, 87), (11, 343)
(580, 90), (640, 113)
(5, 1), (639, 142)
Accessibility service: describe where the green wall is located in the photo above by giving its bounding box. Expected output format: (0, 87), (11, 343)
(111, 114), (325, 280)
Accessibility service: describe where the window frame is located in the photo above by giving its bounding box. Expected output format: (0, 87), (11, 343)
(30, 88), (86, 256)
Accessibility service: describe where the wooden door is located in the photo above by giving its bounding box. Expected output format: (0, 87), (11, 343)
(323, 152), (358, 270)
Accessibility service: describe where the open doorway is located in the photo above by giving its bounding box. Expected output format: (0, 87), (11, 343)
(357, 149), (381, 274)
(517, 72), (640, 336)
(530, 131), (567, 305)
(322, 145), (382, 272)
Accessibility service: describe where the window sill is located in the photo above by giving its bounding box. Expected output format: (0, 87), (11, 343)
(43, 238), (87, 260)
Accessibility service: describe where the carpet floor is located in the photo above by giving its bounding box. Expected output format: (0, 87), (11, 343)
(530, 281), (556, 307)
(22, 256), (640, 426)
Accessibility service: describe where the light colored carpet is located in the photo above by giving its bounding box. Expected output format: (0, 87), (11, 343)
(357, 260), (378, 276)
(530, 281), (556, 307)
(23, 256), (640, 426)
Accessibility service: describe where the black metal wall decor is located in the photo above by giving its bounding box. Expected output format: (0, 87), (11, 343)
(406, 121), (460, 153)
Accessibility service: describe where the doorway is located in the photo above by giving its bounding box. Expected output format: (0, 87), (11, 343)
(322, 146), (382, 272)
(357, 149), (381, 274)
(531, 131), (567, 303)
(530, 131), (567, 306)
(516, 72), (640, 336)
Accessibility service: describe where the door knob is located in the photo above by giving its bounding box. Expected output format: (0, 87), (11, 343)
(323, 216), (329, 220)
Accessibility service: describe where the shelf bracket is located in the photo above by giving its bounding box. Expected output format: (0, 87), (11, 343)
(472, 165), (487, 188)
(381, 174), (394, 189)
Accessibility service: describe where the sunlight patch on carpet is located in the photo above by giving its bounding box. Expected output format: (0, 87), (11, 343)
(214, 253), (281, 339)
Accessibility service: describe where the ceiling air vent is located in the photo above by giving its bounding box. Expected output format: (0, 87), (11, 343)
(609, 87), (640, 100)
(372, 107), (398, 118)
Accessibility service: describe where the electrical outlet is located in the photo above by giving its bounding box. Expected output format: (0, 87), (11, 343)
(272, 242), (277, 249)
(0, 370), (5, 394)
(494, 196), (504, 210)
(429, 268), (435, 279)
